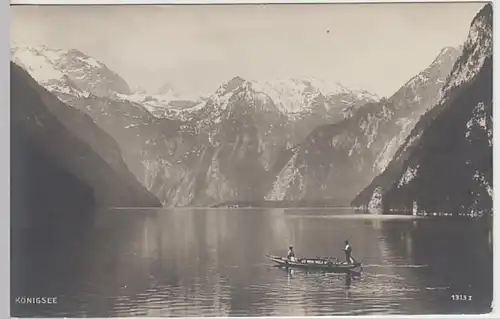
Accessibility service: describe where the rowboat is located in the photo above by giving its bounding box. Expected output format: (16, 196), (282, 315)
(266, 254), (362, 272)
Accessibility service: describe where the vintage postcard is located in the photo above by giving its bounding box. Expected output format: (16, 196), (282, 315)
(10, 1), (493, 317)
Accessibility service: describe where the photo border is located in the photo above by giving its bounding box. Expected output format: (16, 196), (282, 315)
(4, 1), (498, 318)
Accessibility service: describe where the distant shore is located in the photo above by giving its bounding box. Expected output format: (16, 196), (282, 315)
(106, 204), (492, 218)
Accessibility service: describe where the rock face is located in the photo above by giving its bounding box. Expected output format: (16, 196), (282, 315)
(266, 46), (461, 205)
(141, 77), (379, 206)
(352, 4), (493, 215)
(10, 62), (162, 213)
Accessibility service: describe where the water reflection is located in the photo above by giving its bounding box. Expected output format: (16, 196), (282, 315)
(11, 209), (492, 317)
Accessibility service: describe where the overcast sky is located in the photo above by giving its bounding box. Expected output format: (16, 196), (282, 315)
(11, 3), (485, 97)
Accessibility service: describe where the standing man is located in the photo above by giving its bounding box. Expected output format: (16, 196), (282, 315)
(343, 240), (353, 264)
(287, 246), (296, 262)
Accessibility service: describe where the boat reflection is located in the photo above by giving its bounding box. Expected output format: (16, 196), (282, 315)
(275, 265), (361, 289)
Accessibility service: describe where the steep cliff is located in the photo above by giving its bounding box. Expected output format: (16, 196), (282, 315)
(352, 4), (493, 215)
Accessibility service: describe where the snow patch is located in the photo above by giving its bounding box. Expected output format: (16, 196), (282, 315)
(76, 56), (101, 68)
(125, 123), (140, 129)
(348, 137), (361, 157)
(398, 164), (419, 187)
(250, 79), (313, 113)
(117, 91), (206, 120)
(12, 47), (66, 83)
(42, 49), (65, 64)
(211, 91), (234, 111)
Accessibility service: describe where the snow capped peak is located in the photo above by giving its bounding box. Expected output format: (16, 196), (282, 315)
(247, 78), (316, 113)
(11, 45), (92, 102)
(305, 77), (380, 100)
(153, 81), (205, 102)
(115, 86), (207, 120)
(12, 45), (104, 71)
(11, 45), (67, 83)
(304, 78), (350, 94)
(249, 77), (378, 100)
(208, 76), (379, 115)
(12, 44), (132, 99)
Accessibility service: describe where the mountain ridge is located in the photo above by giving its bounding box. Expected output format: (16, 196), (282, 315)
(265, 46), (462, 205)
(12, 41), (472, 209)
(351, 3), (493, 215)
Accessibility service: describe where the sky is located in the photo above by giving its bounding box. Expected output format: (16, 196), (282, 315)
(11, 3), (486, 98)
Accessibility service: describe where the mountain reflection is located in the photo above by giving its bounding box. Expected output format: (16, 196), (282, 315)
(11, 209), (493, 317)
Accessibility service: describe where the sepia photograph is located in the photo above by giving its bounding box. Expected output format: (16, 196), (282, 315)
(10, 1), (493, 317)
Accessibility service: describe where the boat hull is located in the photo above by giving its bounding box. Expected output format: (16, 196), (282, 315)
(266, 255), (362, 273)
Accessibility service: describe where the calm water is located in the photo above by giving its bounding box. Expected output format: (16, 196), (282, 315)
(12, 209), (492, 317)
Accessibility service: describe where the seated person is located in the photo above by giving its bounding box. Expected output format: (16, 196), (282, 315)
(287, 246), (297, 262)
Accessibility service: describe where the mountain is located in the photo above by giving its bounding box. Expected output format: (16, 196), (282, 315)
(266, 46), (461, 205)
(10, 62), (161, 215)
(10, 45), (203, 120)
(10, 45), (183, 182)
(351, 4), (493, 215)
(120, 81), (207, 119)
(192, 76), (380, 148)
(11, 45), (132, 101)
(140, 76), (379, 206)
(10, 45), (382, 207)
(209, 77), (379, 117)
(117, 91), (204, 120)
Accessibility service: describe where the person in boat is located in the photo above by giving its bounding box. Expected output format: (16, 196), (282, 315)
(287, 246), (297, 262)
(343, 240), (353, 264)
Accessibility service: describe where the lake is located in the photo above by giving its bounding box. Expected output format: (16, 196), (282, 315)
(11, 209), (493, 317)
